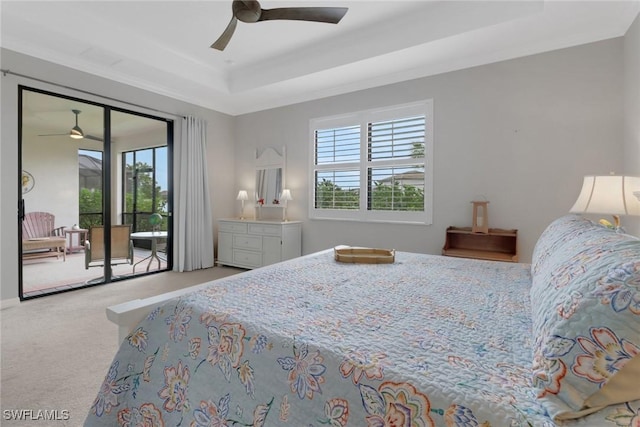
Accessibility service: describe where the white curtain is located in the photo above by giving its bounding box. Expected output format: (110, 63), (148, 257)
(176, 116), (214, 271)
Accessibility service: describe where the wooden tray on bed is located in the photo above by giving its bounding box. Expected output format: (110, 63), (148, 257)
(334, 246), (395, 264)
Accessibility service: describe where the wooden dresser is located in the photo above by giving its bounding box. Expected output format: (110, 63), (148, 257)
(217, 219), (302, 269)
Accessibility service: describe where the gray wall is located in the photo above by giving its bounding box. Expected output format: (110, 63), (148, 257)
(0, 48), (236, 302)
(1, 33), (635, 303)
(234, 38), (626, 262)
(624, 13), (640, 236)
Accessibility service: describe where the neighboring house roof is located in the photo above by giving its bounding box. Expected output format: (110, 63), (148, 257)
(79, 153), (102, 191)
(79, 153), (102, 178)
(377, 170), (424, 184)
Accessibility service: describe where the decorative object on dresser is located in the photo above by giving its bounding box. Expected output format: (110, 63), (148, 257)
(471, 200), (489, 234)
(443, 227), (518, 262)
(217, 219), (301, 269)
(570, 174), (640, 230)
(280, 188), (292, 221)
(635, 190), (640, 201)
(236, 190), (249, 219)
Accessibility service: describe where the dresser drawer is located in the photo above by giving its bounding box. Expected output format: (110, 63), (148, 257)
(217, 219), (301, 270)
(219, 221), (248, 233)
(248, 223), (282, 236)
(233, 249), (262, 268)
(233, 234), (262, 251)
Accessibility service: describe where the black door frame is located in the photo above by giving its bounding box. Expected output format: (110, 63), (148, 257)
(18, 85), (174, 300)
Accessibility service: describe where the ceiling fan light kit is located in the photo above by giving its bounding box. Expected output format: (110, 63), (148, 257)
(211, 0), (348, 51)
(70, 109), (84, 139)
(38, 109), (103, 142)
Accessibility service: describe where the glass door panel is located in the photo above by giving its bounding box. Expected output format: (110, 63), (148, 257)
(113, 110), (171, 277)
(20, 89), (107, 297)
(19, 88), (172, 299)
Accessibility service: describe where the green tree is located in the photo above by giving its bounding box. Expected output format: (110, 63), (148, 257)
(78, 188), (103, 229)
(315, 178), (359, 209)
(315, 177), (423, 211)
(411, 141), (425, 158)
(124, 163), (167, 231)
(79, 162), (167, 230)
(124, 163), (165, 214)
(371, 181), (424, 211)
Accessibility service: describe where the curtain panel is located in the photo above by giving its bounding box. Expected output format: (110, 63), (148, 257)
(175, 116), (214, 271)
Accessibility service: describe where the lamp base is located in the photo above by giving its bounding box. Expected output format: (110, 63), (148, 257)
(612, 215), (628, 234)
(612, 214), (620, 228)
(600, 215), (626, 233)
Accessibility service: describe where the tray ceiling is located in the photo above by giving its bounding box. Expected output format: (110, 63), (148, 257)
(2, 1), (638, 116)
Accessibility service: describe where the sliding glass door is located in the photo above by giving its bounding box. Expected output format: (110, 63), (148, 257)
(19, 86), (173, 300)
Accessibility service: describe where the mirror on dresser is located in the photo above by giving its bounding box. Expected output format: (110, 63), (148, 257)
(255, 168), (282, 206)
(255, 147), (286, 214)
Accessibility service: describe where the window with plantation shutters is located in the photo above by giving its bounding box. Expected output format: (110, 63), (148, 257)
(310, 100), (433, 224)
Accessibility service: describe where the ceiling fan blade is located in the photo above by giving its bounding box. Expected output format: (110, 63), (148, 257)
(84, 134), (103, 142)
(211, 16), (238, 51)
(38, 133), (68, 137)
(258, 7), (347, 24)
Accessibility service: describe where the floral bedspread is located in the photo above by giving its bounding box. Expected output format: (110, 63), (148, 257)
(84, 250), (640, 426)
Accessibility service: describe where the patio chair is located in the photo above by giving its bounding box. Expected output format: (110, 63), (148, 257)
(22, 212), (66, 260)
(22, 211), (64, 239)
(85, 225), (134, 269)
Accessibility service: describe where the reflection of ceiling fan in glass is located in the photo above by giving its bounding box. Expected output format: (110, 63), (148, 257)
(38, 109), (103, 141)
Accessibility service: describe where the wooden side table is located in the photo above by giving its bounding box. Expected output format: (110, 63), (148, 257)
(442, 227), (518, 262)
(64, 228), (88, 254)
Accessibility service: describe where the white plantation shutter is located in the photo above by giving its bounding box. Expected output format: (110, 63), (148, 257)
(315, 125), (360, 165)
(368, 116), (425, 161)
(310, 101), (433, 224)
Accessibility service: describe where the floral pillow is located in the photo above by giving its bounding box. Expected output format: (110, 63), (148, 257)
(530, 215), (640, 420)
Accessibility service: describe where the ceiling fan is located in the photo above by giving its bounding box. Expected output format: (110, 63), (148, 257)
(38, 109), (103, 141)
(211, 0), (348, 51)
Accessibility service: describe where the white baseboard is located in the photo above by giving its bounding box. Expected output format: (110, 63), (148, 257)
(0, 297), (20, 309)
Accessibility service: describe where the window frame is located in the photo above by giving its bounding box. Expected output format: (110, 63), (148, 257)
(309, 100), (434, 224)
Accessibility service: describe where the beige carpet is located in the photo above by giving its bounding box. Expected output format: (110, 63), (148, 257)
(0, 265), (243, 426)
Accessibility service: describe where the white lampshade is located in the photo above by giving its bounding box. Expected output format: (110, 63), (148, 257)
(236, 190), (249, 201)
(570, 175), (640, 217)
(280, 189), (292, 202)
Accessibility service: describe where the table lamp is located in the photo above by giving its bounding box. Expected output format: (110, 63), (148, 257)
(280, 189), (292, 221)
(237, 190), (248, 219)
(570, 175), (640, 230)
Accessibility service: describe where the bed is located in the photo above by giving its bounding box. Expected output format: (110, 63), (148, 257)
(84, 215), (640, 426)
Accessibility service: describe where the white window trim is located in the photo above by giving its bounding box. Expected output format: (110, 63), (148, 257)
(309, 100), (433, 225)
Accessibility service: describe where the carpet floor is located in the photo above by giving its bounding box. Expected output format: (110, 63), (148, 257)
(0, 265), (243, 426)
